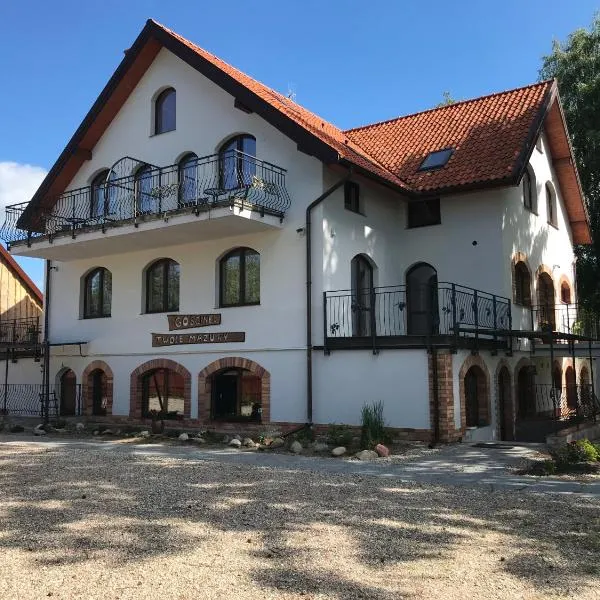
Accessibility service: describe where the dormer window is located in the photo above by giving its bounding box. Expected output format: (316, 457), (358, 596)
(154, 88), (176, 134)
(418, 148), (453, 171)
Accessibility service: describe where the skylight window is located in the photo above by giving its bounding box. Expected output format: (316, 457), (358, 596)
(418, 148), (454, 172)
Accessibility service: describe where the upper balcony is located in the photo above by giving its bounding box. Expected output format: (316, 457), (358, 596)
(1, 150), (291, 261)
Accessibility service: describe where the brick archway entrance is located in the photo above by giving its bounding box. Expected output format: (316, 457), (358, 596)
(82, 360), (114, 416)
(198, 358), (270, 423)
(458, 354), (491, 431)
(130, 359), (191, 419)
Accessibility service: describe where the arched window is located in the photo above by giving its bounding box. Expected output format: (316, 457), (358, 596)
(219, 247), (260, 307)
(514, 261), (532, 307)
(178, 153), (198, 205)
(560, 281), (572, 304)
(91, 170), (109, 218)
(90, 369), (107, 416)
(145, 259), (180, 313)
(546, 182), (558, 227)
(135, 164), (155, 214)
(537, 272), (555, 330)
(464, 365), (488, 427)
(351, 254), (375, 337)
(141, 368), (184, 418)
(406, 262), (438, 335)
(84, 267), (112, 319)
(522, 167), (536, 212)
(154, 88), (176, 134)
(219, 134), (256, 190)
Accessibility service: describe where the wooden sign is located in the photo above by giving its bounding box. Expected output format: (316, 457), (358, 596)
(152, 332), (245, 347)
(167, 314), (222, 331)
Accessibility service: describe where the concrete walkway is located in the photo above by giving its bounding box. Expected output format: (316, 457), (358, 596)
(2, 435), (599, 496)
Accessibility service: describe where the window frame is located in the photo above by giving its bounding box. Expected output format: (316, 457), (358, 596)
(218, 134), (256, 190)
(154, 88), (176, 135)
(546, 182), (558, 228)
(560, 282), (572, 304)
(145, 258), (180, 314)
(344, 181), (361, 214)
(83, 267), (112, 319)
(513, 261), (532, 307)
(522, 167), (537, 214)
(418, 148), (454, 172)
(219, 247), (260, 308)
(407, 198), (441, 229)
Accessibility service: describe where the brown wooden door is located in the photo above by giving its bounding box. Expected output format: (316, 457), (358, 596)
(498, 367), (513, 440)
(60, 369), (77, 416)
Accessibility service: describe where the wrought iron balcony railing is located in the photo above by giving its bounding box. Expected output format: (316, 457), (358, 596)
(324, 282), (511, 344)
(528, 384), (599, 422)
(0, 316), (41, 346)
(531, 303), (600, 340)
(0, 150), (291, 246)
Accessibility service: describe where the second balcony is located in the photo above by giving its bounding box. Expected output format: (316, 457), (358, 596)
(1, 150), (291, 261)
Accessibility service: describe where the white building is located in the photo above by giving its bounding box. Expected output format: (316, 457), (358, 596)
(1, 19), (596, 442)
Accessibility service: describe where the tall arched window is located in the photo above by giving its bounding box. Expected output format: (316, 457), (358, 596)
(135, 164), (155, 214)
(546, 182), (558, 227)
(560, 281), (572, 304)
(219, 247), (260, 307)
(537, 272), (555, 330)
(406, 262), (438, 335)
(464, 366), (488, 427)
(91, 170), (109, 218)
(514, 261), (532, 307)
(178, 153), (198, 205)
(219, 134), (256, 190)
(83, 267), (112, 319)
(145, 259), (180, 313)
(522, 167), (536, 212)
(154, 88), (176, 134)
(351, 254), (375, 337)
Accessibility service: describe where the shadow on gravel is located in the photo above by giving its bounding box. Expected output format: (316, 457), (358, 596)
(0, 443), (598, 599)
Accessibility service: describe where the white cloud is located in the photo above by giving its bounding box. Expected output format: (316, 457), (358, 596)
(0, 161), (47, 214)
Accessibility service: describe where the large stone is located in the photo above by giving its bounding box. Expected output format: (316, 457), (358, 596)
(290, 440), (303, 454)
(312, 442), (329, 453)
(75, 422), (85, 432)
(233, 434), (242, 441)
(222, 435), (230, 444)
(178, 433), (189, 441)
(270, 437), (285, 449)
(331, 446), (346, 457)
(242, 437), (256, 448)
(375, 444), (390, 457)
(33, 425), (47, 436)
(139, 430), (150, 438)
(229, 438), (242, 448)
(355, 450), (379, 461)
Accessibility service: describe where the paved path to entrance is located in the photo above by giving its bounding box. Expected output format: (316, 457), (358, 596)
(2, 435), (599, 496)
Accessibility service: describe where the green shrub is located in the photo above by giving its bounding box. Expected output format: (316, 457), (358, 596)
(360, 400), (387, 449)
(326, 424), (353, 447)
(551, 439), (599, 467)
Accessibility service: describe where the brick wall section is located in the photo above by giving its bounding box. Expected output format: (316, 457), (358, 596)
(458, 354), (491, 430)
(129, 359), (191, 419)
(197, 357), (271, 424)
(81, 360), (114, 416)
(428, 350), (459, 442)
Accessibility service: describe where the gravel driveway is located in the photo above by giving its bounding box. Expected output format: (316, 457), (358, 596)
(0, 439), (599, 599)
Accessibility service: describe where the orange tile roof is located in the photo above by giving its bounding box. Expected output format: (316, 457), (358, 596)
(153, 21), (410, 191)
(345, 81), (553, 192)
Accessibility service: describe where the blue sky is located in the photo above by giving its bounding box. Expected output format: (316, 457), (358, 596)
(0, 0), (597, 290)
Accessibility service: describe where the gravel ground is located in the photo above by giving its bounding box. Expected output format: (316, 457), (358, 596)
(0, 442), (599, 600)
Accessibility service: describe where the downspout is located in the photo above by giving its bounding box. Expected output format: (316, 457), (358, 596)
(430, 346), (441, 446)
(43, 259), (52, 424)
(306, 170), (352, 424)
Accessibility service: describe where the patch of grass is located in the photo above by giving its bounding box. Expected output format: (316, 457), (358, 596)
(360, 400), (389, 449)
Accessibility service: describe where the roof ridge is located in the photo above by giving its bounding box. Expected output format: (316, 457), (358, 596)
(344, 79), (555, 133)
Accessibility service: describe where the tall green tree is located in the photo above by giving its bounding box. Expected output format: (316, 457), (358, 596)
(540, 15), (600, 312)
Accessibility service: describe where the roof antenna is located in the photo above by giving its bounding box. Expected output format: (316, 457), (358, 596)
(286, 83), (297, 102)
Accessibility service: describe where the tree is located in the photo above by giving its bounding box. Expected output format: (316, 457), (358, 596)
(540, 15), (600, 313)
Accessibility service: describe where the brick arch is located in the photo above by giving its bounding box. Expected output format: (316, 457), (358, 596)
(494, 359), (514, 440)
(558, 274), (573, 304)
(82, 360), (114, 416)
(458, 354), (491, 430)
(130, 359), (191, 419)
(198, 357), (270, 424)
